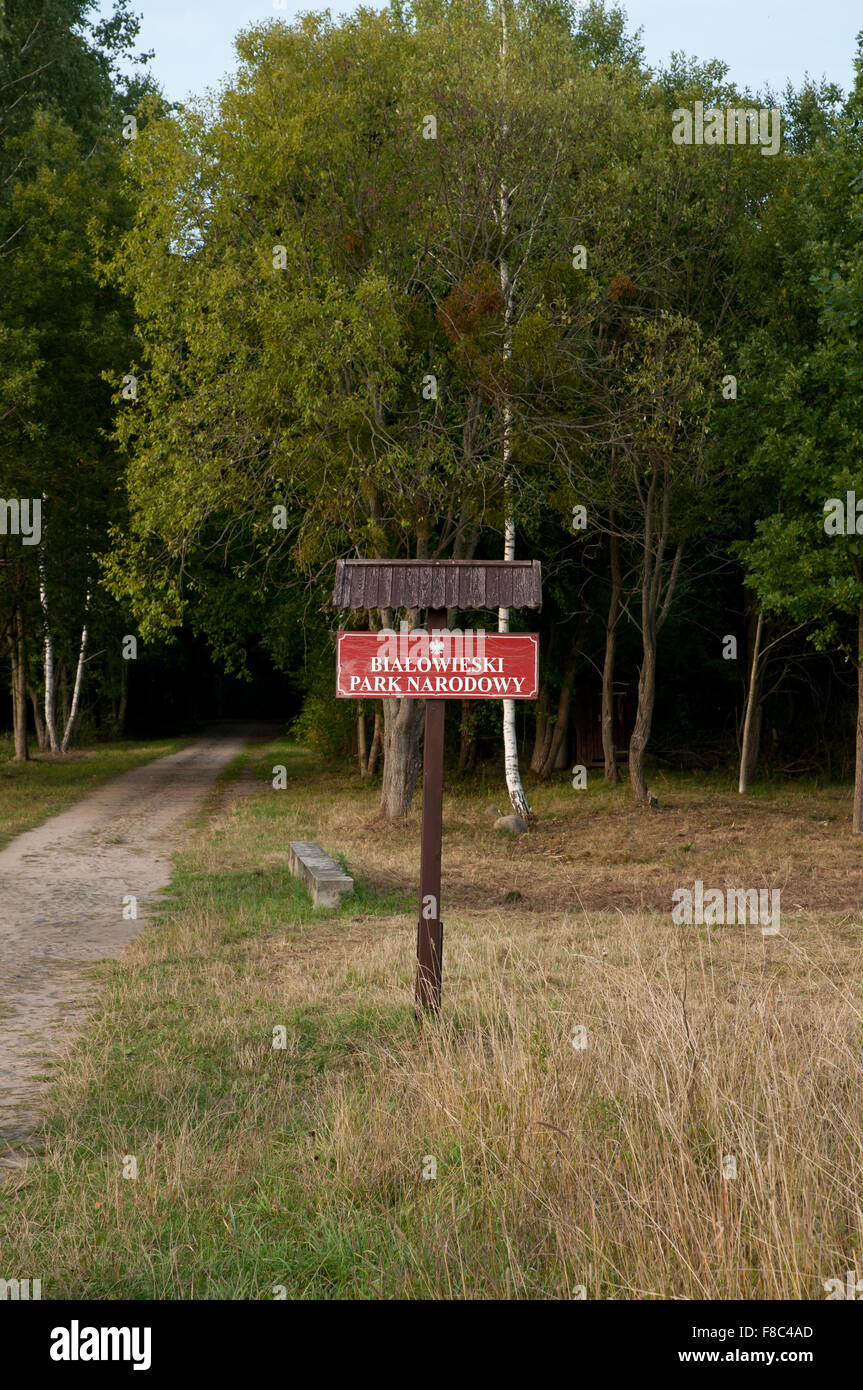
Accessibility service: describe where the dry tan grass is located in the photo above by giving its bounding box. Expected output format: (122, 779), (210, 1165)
(326, 919), (863, 1297)
(287, 760), (863, 919)
(239, 892), (863, 1296)
(196, 754), (863, 1296)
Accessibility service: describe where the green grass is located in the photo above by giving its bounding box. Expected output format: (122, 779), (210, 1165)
(0, 745), (421, 1297)
(0, 737), (191, 847)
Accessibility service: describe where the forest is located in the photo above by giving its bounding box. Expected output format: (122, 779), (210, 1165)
(4, 0), (863, 828)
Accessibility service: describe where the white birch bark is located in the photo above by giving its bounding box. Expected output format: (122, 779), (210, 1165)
(497, 0), (530, 820)
(38, 546), (61, 754)
(738, 608), (763, 794)
(60, 589), (91, 754)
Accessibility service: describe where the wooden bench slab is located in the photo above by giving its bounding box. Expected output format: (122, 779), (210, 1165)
(287, 841), (354, 908)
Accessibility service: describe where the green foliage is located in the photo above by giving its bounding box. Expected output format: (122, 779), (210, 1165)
(735, 61), (863, 655)
(291, 691), (356, 760)
(0, 0), (156, 733)
(6, 0), (863, 791)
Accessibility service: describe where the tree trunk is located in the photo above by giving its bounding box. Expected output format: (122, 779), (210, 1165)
(530, 681), (553, 772)
(553, 728), (571, 770)
(357, 707), (369, 777)
(39, 554), (60, 753)
(60, 596), (90, 754)
(458, 700), (478, 774)
(497, 435), (528, 813)
(496, 5), (530, 823)
(117, 657), (129, 737)
(538, 638), (578, 779)
(739, 607), (764, 795)
(8, 610), (28, 761)
(497, 456), (529, 815)
(629, 463), (682, 806)
(58, 660), (70, 731)
(501, 688), (529, 814)
(28, 683), (47, 752)
(602, 523), (622, 783)
(380, 696), (425, 821)
(367, 706), (383, 777)
(854, 602), (863, 834)
(629, 620), (656, 805)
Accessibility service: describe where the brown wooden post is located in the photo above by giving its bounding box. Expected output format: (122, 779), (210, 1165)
(332, 563), (542, 1015)
(415, 608), (446, 1013)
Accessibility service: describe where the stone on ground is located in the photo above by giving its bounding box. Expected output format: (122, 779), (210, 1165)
(493, 813), (529, 835)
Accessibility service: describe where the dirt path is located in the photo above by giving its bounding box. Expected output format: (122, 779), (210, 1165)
(0, 725), (264, 1168)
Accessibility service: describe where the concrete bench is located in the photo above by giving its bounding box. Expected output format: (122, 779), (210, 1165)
(287, 841), (354, 908)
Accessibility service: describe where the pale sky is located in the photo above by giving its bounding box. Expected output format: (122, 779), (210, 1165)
(93, 0), (860, 104)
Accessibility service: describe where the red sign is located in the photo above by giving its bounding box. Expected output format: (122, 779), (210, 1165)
(337, 630), (539, 699)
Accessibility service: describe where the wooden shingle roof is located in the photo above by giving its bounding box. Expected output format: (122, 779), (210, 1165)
(332, 559), (542, 611)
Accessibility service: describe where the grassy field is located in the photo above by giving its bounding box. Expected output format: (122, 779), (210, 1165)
(2, 740), (863, 1298)
(0, 737), (190, 848)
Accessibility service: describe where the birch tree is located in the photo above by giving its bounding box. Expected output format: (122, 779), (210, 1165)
(496, 0), (528, 818)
